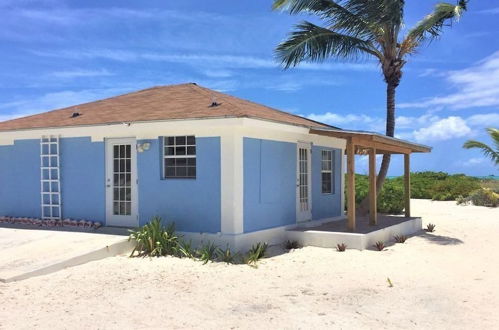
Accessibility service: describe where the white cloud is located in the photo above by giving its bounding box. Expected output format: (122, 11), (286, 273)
(399, 51), (499, 110)
(456, 157), (486, 167)
(412, 116), (472, 143)
(467, 113), (499, 127)
(49, 69), (113, 78)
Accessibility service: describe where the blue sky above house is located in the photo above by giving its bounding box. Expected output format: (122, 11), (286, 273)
(0, 0), (498, 176)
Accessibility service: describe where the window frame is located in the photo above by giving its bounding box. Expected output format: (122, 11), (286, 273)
(321, 149), (334, 194)
(162, 135), (197, 179)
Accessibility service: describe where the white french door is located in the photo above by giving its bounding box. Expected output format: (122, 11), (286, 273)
(105, 138), (138, 227)
(296, 142), (312, 223)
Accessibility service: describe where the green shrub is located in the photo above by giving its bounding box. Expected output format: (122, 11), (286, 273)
(284, 240), (300, 250)
(128, 217), (179, 257)
(349, 174), (404, 214)
(430, 175), (480, 201)
(469, 188), (499, 207)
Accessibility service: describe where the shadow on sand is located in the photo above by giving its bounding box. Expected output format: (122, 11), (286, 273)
(420, 232), (464, 245)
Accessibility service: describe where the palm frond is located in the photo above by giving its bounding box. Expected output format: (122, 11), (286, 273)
(275, 21), (379, 68)
(486, 128), (499, 151)
(400, 0), (468, 56)
(272, 0), (380, 42)
(463, 140), (499, 165)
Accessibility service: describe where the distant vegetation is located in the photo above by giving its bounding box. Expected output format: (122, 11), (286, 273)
(351, 171), (499, 212)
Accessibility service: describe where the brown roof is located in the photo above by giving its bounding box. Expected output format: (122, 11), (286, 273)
(0, 83), (332, 131)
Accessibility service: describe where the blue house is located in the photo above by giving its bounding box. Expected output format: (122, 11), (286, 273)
(0, 83), (429, 249)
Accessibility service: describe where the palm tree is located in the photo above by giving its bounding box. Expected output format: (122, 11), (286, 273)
(463, 128), (499, 166)
(273, 0), (469, 197)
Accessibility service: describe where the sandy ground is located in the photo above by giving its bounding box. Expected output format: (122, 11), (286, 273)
(1, 199), (498, 330)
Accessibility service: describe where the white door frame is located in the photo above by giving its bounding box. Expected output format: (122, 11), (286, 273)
(296, 142), (312, 223)
(105, 137), (139, 227)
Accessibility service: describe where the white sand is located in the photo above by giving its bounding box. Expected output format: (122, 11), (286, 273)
(1, 199), (498, 329)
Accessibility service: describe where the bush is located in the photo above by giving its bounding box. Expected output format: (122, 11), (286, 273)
(284, 240), (300, 250)
(430, 175), (480, 201)
(198, 242), (219, 264)
(469, 188), (499, 207)
(336, 243), (347, 252)
(350, 174), (404, 214)
(129, 217), (179, 257)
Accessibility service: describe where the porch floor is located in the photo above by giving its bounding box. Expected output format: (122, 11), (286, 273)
(294, 214), (419, 234)
(287, 214), (423, 250)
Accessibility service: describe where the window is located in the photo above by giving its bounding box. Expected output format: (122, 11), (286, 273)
(163, 136), (196, 178)
(321, 150), (333, 194)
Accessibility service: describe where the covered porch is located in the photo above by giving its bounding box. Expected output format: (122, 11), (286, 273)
(288, 128), (431, 249)
(312, 128), (431, 231)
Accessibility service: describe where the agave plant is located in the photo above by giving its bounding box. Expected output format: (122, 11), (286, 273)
(273, 0), (469, 201)
(217, 244), (240, 264)
(128, 217), (179, 257)
(393, 235), (407, 243)
(336, 243), (347, 252)
(197, 242), (219, 264)
(177, 240), (196, 259)
(246, 242), (268, 266)
(425, 223), (436, 232)
(373, 241), (385, 251)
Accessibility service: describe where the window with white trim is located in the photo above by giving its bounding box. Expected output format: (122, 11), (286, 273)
(321, 150), (333, 194)
(163, 136), (196, 178)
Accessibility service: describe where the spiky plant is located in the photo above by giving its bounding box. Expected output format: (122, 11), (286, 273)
(198, 242), (219, 264)
(394, 235), (407, 243)
(425, 223), (436, 232)
(273, 0), (469, 202)
(463, 128), (499, 166)
(128, 217), (179, 257)
(373, 241), (385, 251)
(246, 242), (268, 266)
(217, 245), (240, 264)
(336, 243), (347, 251)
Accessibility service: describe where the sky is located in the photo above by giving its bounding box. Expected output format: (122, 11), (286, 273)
(0, 0), (498, 176)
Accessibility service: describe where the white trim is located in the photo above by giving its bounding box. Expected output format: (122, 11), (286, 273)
(220, 129), (243, 234)
(105, 137), (139, 227)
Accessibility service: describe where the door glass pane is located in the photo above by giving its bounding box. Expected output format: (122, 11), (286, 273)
(112, 144), (132, 216)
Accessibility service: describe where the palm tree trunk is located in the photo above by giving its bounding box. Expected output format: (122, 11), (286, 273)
(357, 81), (397, 213)
(376, 81), (396, 193)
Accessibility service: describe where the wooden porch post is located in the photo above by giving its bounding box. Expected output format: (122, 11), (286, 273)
(369, 148), (377, 225)
(346, 138), (356, 231)
(404, 153), (411, 217)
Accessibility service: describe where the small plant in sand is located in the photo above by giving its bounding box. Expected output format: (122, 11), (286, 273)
(217, 245), (239, 264)
(373, 241), (385, 251)
(177, 240), (196, 259)
(128, 217), (179, 257)
(198, 242), (219, 264)
(387, 277), (394, 288)
(284, 240), (300, 250)
(425, 223), (436, 232)
(394, 235), (407, 244)
(336, 243), (347, 252)
(246, 242), (268, 266)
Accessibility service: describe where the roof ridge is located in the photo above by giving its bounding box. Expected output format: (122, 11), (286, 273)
(189, 84), (244, 116)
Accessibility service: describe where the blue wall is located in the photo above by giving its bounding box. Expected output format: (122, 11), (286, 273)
(243, 138), (296, 233)
(311, 146), (343, 220)
(137, 137), (221, 233)
(60, 137), (106, 222)
(0, 137), (106, 221)
(0, 139), (40, 218)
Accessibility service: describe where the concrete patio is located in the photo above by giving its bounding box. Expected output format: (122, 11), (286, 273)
(0, 225), (132, 282)
(287, 215), (422, 250)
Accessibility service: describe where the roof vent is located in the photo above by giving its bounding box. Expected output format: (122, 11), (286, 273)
(209, 96), (221, 108)
(70, 112), (81, 118)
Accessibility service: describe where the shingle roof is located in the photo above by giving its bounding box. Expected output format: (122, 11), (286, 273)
(0, 83), (333, 131)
